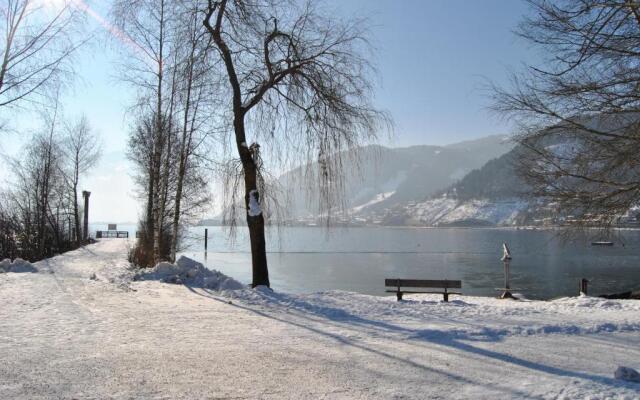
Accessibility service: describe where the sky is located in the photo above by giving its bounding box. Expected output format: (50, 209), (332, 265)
(1, 0), (539, 223)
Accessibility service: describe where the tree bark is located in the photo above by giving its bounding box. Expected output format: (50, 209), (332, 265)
(235, 118), (270, 287)
(73, 182), (80, 246)
(145, 156), (155, 254)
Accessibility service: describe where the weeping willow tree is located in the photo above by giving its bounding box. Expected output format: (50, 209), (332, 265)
(202, 0), (390, 287)
(494, 0), (640, 232)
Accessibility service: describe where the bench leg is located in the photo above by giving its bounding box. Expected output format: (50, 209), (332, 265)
(443, 291), (449, 302)
(396, 292), (403, 301)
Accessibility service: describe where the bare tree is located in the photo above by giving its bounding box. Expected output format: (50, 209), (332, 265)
(7, 104), (67, 260)
(202, 0), (389, 287)
(0, 193), (20, 259)
(112, 0), (176, 265)
(61, 114), (101, 246)
(0, 0), (84, 110)
(493, 0), (640, 231)
(169, 4), (216, 261)
(113, 0), (214, 267)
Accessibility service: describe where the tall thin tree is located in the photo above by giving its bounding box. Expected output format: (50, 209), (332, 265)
(61, 115), (101, 246)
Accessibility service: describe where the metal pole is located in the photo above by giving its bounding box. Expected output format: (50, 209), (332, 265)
(82, 191), (91, 242)
(500, 242), (514, 299)
(204, 228), (208, 251)
(504, 260), (510, 291)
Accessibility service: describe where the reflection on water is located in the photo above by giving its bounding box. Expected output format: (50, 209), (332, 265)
(173, 226), (640, 299)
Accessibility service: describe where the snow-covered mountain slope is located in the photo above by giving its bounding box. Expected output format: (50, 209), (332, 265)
(376, 146), (549, 227)
(401, 197), (530, 226)
(278, 135), (513, 219)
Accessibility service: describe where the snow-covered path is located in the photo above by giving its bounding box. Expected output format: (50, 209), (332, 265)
(1, 239), (639, 399)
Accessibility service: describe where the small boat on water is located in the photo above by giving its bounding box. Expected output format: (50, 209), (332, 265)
(591, 241), (614, 246)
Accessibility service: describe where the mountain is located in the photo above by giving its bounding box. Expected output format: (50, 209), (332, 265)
(277, 135), (514, 222)
(394, 145), (555, 227)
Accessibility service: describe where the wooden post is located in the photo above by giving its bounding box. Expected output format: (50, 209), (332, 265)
(204, 228), (208, 251)
(580, 278), (589, 296)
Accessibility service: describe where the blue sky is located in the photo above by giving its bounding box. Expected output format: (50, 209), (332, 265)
(1, 0), (538, 222)
(330, 0), (536, 146)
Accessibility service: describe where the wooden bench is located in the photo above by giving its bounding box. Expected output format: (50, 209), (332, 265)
(385, 279), (462, 302)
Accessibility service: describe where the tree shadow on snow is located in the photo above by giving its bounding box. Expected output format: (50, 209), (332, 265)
(185, 285), (640, 394)
(186, 286), (632, 397)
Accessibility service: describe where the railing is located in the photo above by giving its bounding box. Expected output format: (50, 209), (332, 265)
(96, 230), (129, 239)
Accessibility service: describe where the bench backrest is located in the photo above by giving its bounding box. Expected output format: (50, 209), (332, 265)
(385, 278), (462, 289)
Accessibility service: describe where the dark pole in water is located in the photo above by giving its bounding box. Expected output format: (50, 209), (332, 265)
(500, 242), (514, 299)
(580, 278), (589, 296)
(204, 228), (208, 251)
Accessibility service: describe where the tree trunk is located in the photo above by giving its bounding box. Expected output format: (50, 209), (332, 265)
(170, 130), (187, 262)
(151, 142), (162, 264)
(235, 119), (270, 288)
(169, 172), (183, 262)
(247, 204), (269, 287)
(73, 183), (80, 247)
(169, 44), (196, 263)
(145, 162), (155, 254)
(152, 0), (166, 266)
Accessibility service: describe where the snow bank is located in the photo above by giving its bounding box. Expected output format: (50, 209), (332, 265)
(222, 289), (640, 341)
(135, 256), (245, 290)
(0, 258), (37, 273)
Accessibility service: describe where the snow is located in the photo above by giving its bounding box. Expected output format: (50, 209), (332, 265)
(351, 191), (396, 213)
(1, 239), (639, 399)
(410, 197), (529, 226)
(0, 258), (37, 273)
(135, 256), (245, 290)
(248, 189), (262, 216)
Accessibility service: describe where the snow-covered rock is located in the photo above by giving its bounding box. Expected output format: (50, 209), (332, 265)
(135, 256), (245, 290)
(0, 258), (11, 272)
(614, 366), (640, 382)
(0, 258), (37, 273)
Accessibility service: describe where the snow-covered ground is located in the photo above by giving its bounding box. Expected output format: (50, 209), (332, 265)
(1, 239), (640, 399)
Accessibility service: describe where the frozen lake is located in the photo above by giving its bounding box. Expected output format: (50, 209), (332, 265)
(174, 226), (640, 300)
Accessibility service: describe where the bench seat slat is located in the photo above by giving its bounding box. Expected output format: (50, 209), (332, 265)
(385, 279), (462, 289)
(385, 290), (462, 295)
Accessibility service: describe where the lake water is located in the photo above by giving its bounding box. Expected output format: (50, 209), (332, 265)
(176, 226), (640, 300)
